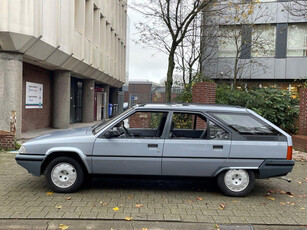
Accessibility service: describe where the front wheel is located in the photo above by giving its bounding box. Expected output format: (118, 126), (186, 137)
(45, 157), (84, 193)
(217, 169), (255, 197)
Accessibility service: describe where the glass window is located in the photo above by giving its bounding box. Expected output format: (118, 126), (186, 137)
(212, 113), (281, 135)
(219, 26), (242, 57)
(251, 25), (276, 57)
(106, 111), (168, 139)
(287, 24), (307, 57)
(170, 112), (229, 140)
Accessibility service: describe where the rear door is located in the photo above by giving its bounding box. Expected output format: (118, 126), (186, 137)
(162, 111), (231, 176)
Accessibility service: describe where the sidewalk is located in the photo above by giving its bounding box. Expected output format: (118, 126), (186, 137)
(0, 219), (305, 230)
(20, 121), (101, 142)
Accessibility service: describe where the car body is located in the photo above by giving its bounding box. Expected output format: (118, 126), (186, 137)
(16, 103), (295, 196)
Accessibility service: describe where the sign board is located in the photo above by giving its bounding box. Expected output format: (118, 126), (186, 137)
(131, 96), (138, 101)
(25, 82), (43, 109)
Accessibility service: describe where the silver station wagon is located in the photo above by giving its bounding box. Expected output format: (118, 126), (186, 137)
(16, 104), (295, 197)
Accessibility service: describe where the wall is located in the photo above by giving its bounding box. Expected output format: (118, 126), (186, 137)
(22, 63), (52, 132)
(192, 82), (216, 104)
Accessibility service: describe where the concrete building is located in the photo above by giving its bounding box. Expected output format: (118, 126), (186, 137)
(202, 0), (307, 92)
(0, 0), (128, 138)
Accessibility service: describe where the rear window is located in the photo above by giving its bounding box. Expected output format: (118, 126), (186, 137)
(211, 113), (281, 136)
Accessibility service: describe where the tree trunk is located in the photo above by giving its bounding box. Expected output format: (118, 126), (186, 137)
(165, 49), (176, 102)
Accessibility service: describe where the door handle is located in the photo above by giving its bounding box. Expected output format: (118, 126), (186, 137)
(148, 144), (158, 148)
(213, 145), (223, 150)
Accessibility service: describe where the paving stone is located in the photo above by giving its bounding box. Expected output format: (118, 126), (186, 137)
(180, 214), (197, 222)
(1, 151), (307, 225)
(163, 214), (181, 221)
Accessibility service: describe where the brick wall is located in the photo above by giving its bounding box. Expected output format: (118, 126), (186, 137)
(0, 131), (15, 149)
(22, 63), (52, 132)
(192, 82), (216, 104)
(298, 88), (307, 135)
(129, 112), (151, 128)
(293, 88), (307, 152)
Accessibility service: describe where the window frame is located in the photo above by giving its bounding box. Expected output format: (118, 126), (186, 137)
(209, 112), (282, 136)
(166, 111), (231, 140)
(102, 110), (170, 139)
(287, 23), (307, 57)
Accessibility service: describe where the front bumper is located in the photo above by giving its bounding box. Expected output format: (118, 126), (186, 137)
(258, 159), (295, 179)
(15, 154), (45, 176)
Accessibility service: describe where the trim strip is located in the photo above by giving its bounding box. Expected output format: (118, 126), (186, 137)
(89, 155), (270, 160)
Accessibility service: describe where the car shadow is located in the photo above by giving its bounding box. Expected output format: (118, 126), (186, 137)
(84, 175), (221, 194)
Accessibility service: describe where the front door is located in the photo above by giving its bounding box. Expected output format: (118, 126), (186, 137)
(162, 112), (231, 176)
(92, 111), (168, 175)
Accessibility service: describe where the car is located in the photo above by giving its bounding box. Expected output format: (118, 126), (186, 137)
(16, 103), (295, 196)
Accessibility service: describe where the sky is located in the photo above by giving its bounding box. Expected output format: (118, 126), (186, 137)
(127, 7), (168, 84)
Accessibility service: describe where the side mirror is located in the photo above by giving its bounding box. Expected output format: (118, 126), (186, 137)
(104, 131), (114, 138)
(104, 130), (120, 138)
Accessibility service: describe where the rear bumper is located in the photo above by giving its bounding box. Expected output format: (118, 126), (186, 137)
(15, 154), (45, 176)
(258, 159), (295, 179)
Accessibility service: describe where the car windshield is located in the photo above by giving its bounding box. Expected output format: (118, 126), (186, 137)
(211, 112), (280, 135)
(92, 107), (134, 135)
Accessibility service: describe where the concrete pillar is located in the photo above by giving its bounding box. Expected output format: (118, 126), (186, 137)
(53, 71), (71, 129)
(110, 88), (119, 104)
(0, 52), (23, 139)
(103, 85), (110, 118)
(82, 79), (95, 123)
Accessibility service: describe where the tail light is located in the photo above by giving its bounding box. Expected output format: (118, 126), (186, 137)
(287, 146), (293, 160)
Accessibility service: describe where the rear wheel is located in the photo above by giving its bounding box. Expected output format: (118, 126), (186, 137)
(217, 169), (255, 197)
(45, 157), (84, 193)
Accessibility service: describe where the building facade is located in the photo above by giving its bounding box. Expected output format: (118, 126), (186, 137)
(202, 0), (307, 91)
(0, 0), (127, 138)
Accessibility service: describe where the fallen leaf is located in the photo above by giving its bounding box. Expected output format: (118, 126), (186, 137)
(300, 207), (305, 210)
(55, 205), (62, 209)
(135, 204), (144, 208)
(232, 200), (237, 203)
(102, 202), (108, 206)
(304, 177), (307, 181)
(128, 195), (134, 199)
(268, 190), (275, 194)
(297, 181), (303, 184)
(120, 204), (123, 207)
(66, 197), (71, 200)
(113, 207), (119, 211)
(265, 196), (275, 201)
(46, 192), (53, 196)
(219, 203), (226, 210)
(289, 195), (294, 198)
(196, 197), (203, 201)
(124, 217), (133, 221)
(280, 202), (286, 205)
(286, 192), (293, 196)
(280, 190), (286, 194)
(142, 228), (148, 230)
(59, 224), (69, 230)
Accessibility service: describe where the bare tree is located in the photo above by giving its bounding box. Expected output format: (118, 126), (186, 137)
(285, 1), (307, 17)
(174, 14), (201, 89)
(131, 0), (213, 102)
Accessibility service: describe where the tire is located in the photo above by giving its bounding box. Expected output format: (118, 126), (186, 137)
(217, 169), (255, 197)
(45, 157), (84, 193)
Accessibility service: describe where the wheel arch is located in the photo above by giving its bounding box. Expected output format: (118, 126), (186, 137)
(41, 148), (91, 175)
(212, 167), (259, 177)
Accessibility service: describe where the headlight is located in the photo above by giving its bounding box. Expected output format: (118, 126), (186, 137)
(19, 145), (27, 154)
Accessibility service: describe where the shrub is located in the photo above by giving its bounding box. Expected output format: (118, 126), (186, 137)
(216, 85), (300, 134)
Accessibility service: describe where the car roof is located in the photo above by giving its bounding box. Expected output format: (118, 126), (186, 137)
(134, 103), (248, 113)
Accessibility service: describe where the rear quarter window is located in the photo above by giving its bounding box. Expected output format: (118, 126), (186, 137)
(211, 112), (281, 136)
